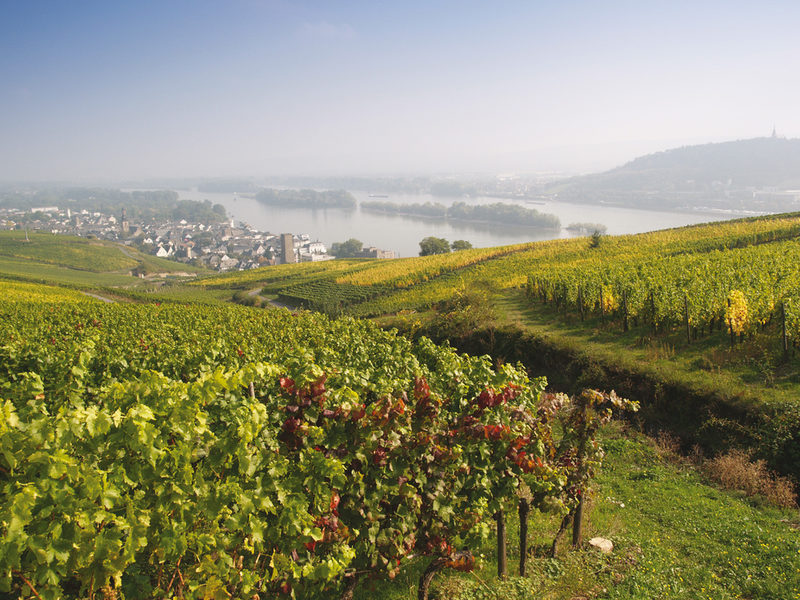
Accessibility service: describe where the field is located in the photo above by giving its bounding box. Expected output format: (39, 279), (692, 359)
(187, 214), (800, 322)
(0, 231), (138, 272)
(183, 213), (800, 483)
(0, 301), (612, 598)
(190, 244), (535, 311)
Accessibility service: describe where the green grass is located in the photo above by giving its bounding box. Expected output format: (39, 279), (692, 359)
(0, 255), (141, 287)
(0, 231), (139, 271)
(132, 283), (236, 304)
(354, 423), (800, 600)
(494, 291), (800, 405)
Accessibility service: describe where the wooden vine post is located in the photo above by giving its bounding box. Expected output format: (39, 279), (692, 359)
(572, 393), (588, 548)
(684, 294), (691, 345)
(572, 492), (585, 548)
(518, 499), (530, 577)
(496, 509), (507, 578)
(622, 290), (629, 332)
(782, 301), (789, 359)
(578, 286), (585, 322)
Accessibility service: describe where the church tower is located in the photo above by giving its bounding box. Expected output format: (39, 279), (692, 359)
(120, 207), (130, 234)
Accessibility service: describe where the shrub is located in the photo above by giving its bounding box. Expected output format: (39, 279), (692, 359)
(705, 449), (797, 508)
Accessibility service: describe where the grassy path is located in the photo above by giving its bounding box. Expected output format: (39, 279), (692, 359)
(492, 289), (799, 405)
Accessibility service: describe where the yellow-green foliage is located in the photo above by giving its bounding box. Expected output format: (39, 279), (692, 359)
(349, 213), (800, 320)
(725, 290), (749, 334)
(0, 279), (98, 303)
(526, 226), (800, 335)
(334, 244), (531, 287)
(189, 213), (800, 328)
(191, 259), (370, 289)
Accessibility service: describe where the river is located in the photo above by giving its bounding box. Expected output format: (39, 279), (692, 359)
(173, 188), (759, 258)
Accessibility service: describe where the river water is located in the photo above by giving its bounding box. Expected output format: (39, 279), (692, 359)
(174, 188), (758, 258)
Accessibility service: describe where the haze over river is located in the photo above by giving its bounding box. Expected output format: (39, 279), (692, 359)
(176, 188), (757, 258)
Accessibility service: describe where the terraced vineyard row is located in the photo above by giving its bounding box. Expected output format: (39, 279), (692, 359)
(334, 244), (532, 287)
(277, 279), (387, 311)
(192, 258), (369, 290)
(192, 243), (539, 310)
(0, 278), (100, 303)
(525, 226), (800, 347)
(185, 214), (800, 319)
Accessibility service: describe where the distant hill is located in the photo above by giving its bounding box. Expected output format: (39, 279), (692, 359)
(547, 136), (800, 212)
(0, 231), (206, 289)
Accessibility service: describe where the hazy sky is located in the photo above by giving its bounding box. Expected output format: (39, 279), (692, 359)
(2, 0), (800, 181)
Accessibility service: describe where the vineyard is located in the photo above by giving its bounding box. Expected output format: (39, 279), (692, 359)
(192, 259), (369, 291)
(190, 244), (537, 312)
(183, 215), (800, 342)
(0, 302), (634, 599)
(527, 237), (800, 344)
(239, 214), (800, 343)
(0, 279), (99, 303)
(0, 231), (205, 277)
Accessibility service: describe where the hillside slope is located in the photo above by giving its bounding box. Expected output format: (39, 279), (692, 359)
(547, 136), (800, 211)
(0, 230), (207, 289)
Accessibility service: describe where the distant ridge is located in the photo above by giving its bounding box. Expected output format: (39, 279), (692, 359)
(548, 137), (800, 212)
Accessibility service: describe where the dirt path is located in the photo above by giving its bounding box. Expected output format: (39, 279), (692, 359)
(246, 287), (294, 310)
(81, 291), (115, 303)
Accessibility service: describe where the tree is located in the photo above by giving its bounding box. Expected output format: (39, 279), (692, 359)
(451, 240), (473, 251)
(419, 237), (451, 256)
(330, 238), (363, 258)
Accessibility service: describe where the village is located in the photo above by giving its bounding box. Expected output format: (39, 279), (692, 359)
(0, 205), (394, 272)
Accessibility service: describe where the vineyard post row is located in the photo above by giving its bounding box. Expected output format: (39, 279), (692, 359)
(527, 276), (799, 354)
